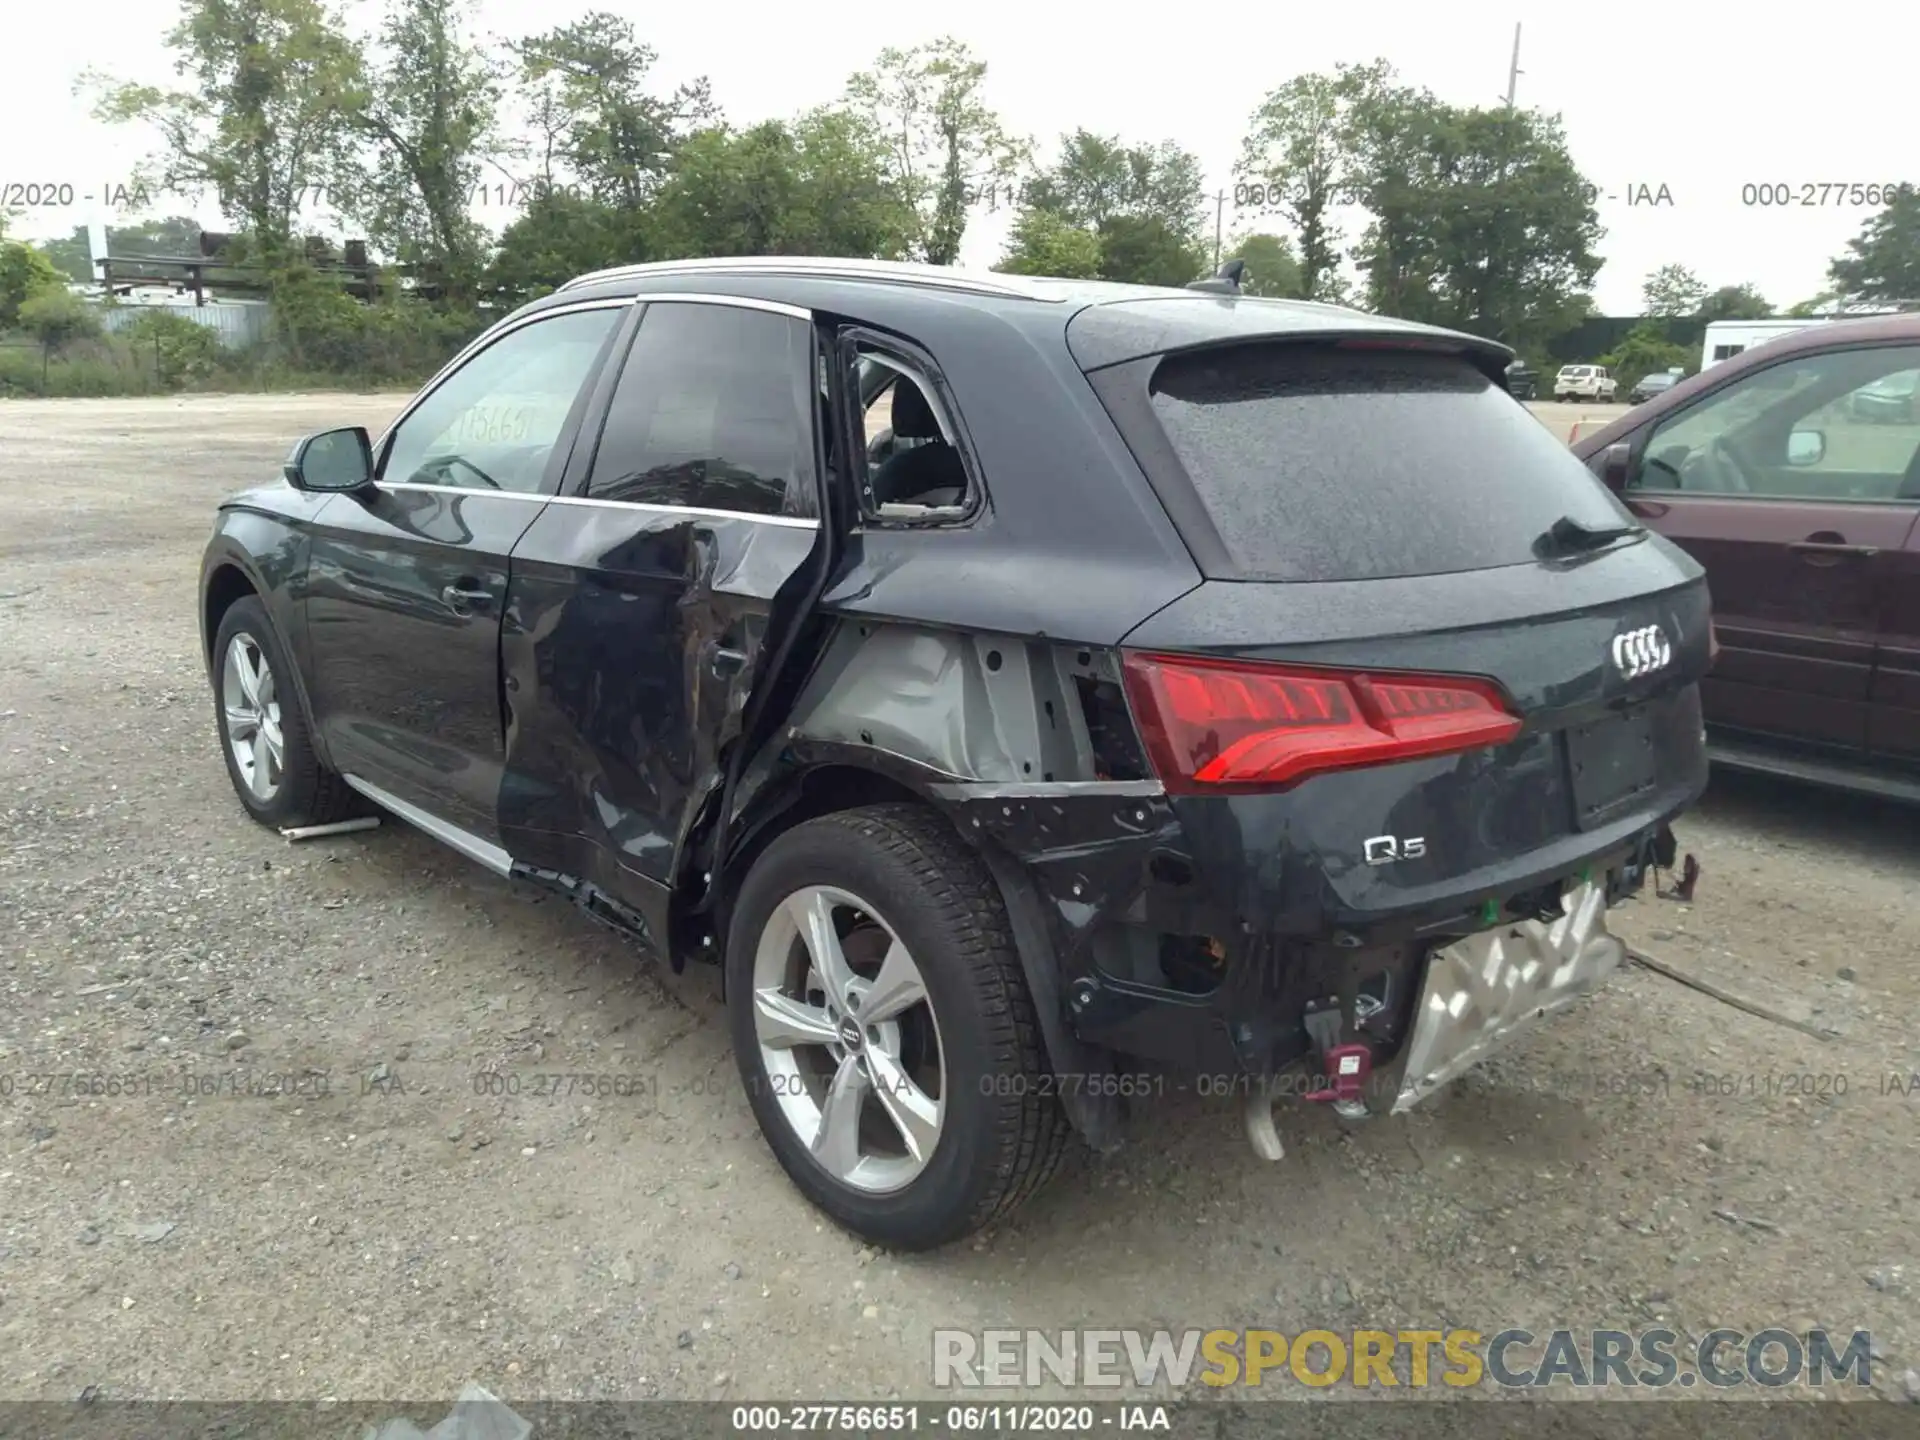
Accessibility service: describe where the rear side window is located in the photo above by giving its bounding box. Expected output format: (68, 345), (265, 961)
(1143, 346), (1630, 582)
(585, 301), (818, 518)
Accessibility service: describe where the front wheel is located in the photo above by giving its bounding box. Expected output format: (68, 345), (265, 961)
(726, 804), (1070, 1249)
(211, 596), (359, 829)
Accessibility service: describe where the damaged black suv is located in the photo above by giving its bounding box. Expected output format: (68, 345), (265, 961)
(199, 257), (1709, 1249)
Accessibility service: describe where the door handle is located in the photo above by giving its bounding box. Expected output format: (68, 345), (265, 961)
(1787, 540), (1878, 558)
(441, 583), (494, 613)
(710, 644), (748, 678)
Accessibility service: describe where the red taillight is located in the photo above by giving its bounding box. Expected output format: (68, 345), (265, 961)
(1120, 651), (1522, 793)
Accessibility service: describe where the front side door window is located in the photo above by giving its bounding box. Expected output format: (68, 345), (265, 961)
(1624, 343), (1920, 755)
(1632, 346), (1920, 501)
(381, 307), (624, 495)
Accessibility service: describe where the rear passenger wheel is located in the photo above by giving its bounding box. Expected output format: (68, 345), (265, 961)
(726, 805), (1070, 1249)
(212, 597), (358, 830)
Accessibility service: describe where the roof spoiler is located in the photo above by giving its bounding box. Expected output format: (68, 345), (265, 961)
(1186, 259), (1245, 296)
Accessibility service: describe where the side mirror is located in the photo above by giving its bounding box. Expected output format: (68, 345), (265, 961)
(284, 427), (374, 492)
(1596, 441), (1632, 494)
(1786, 429), (1825, 467)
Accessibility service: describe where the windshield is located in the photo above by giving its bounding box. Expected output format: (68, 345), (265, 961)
(1142, 345), (1633, 582)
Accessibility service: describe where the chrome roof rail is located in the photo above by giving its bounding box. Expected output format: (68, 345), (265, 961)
(555, 256), (1066, 301)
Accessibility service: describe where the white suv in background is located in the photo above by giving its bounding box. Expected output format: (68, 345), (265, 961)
(1554, 364), (1617, 402)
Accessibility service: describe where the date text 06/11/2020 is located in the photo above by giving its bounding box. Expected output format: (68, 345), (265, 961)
(728, 1404), (1170, 1432)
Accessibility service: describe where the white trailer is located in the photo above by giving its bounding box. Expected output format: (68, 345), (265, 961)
(1700, 318), (1825, 370)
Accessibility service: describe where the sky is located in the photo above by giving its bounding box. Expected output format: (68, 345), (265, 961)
(4, 0), (1916, 314)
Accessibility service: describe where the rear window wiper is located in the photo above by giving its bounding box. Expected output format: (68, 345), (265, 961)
(1535, 514), (1643, 559)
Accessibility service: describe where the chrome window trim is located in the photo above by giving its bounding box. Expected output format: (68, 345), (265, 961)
(634, 291), (812, 321)
(375, 481), (820, 530)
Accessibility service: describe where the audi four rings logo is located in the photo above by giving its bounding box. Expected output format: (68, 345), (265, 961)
(1612, 624), (1673, 679)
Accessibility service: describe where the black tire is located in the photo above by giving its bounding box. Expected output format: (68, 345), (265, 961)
(726, 804), (1070, 1249)
(211, 595), (358, 829)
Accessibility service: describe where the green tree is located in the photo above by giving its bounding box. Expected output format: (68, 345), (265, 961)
(1337, 62), (1446, 318)
(1641, 263), (1706, 317)
(653, 108), (916, 260)
(0, 241), (65, 328)
(1602, 320), (1693, 392)
(1697, 283), (1771, 320)
(124, 310), (222, 387)
(485, 189), (640, 304)
(1828, 185), (1920, 306)
(1091, 215), (1201, 287)
(1337, 78), (1600, 347)
(512, 12), (715, 212)
(350, 0), (498, 297)
(86, 0), (365, 259)
(1023, 132), (1203, 236)
(1335, 62), (1600, 345)
(1235, 70), (1356, 300)
(1440, 107), (1601, 347)
(1008, 129), (1205, 285)
(994, 208), (1101, 278)
(845, 37), (1025, 265)
(18, 289), (103, 384)
(1227, 232), (1303, 298)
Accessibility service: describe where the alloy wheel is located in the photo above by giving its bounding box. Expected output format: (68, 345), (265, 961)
(222, 632), (284, 801)
(751, 885), (946, 1193)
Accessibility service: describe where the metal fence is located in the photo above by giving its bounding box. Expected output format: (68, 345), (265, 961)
(93, 301), (272, 350)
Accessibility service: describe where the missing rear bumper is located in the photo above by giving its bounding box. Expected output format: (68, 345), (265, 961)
(1381, 878), (1625, 1115)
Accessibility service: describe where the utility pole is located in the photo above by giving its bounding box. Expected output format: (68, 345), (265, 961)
(1496, 22), (1523, 347)
(1213, 190), (1226, 271)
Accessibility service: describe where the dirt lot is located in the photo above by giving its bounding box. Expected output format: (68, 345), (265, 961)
(0, 393), (1916, 1406)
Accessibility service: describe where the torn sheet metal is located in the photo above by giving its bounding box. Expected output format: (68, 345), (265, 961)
(779, 622), (1104, 785)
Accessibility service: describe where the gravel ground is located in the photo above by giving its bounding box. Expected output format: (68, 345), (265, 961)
(0, 393), (1915, 1406)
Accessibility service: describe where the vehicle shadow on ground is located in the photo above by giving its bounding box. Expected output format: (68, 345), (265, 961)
(1693, 768), (1920, 865)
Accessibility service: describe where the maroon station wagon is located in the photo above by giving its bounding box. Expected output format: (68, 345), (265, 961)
(1572, 314), (1920, 801)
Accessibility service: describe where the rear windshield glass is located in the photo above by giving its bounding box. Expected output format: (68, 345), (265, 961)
(1145, 345), (1632, 582)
